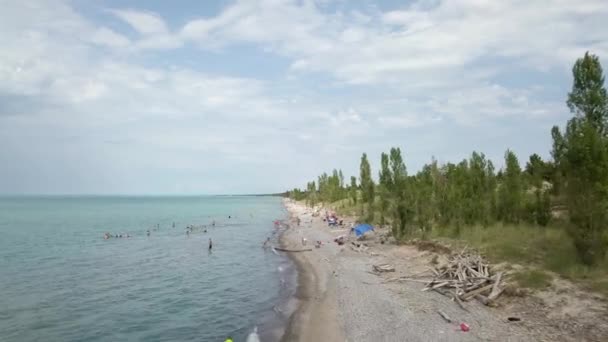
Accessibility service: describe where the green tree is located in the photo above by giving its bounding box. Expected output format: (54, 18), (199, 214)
(567, 52), (608, 134)
(338, 169), (345, 199)
(378, 152), (392, 225)
(525, 153), (545, 184)
(524, 154), (551, 226)
(498, 150), (523, 223)
(350, 176), (358, 205)
(388, 147), (411, 237)
(359, 153), (375, 219)
(552, 52), (608, 264)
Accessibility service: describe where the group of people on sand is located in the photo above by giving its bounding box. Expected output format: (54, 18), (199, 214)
(324, 211), (343, 227)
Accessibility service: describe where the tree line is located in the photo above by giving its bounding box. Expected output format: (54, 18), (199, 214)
(288, 52), (608, 265)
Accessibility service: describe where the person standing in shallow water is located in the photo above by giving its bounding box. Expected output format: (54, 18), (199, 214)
(208, 238), (213, 251)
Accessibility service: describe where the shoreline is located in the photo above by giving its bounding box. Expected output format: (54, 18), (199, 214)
(278, 226), (311, 342)
(278, 199), (344, 342)
(275, 199), (606, 341)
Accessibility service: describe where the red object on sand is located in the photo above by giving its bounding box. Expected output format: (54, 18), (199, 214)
(460, 323), (470, 332)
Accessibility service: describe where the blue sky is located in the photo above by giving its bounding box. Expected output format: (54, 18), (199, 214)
(1, 0), (607, 194)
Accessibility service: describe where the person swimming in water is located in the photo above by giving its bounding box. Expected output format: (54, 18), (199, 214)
(146, 229), (150, 237)
(208, 238), (213, 250)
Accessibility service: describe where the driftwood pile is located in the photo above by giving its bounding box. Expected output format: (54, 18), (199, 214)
(382, 248), (505, 309)
(423, 250), (504, 308)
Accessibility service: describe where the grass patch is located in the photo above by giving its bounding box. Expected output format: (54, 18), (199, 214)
(428, 222), (607, 296)
(513, 269), (553, 289)
(588, 280), (608, 297)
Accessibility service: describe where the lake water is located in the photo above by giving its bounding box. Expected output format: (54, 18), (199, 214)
(0, 196), (295, 342)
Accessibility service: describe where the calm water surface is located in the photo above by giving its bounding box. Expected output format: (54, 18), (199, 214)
(0, 196), (294, 342)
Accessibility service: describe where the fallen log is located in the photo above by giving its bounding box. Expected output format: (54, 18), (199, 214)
(474, 294), (491, 306)
(383, 277), (430, 284)
(437, 310), (452, 323)
(273, 247), (313, 252)
(461, 284), (493, 301)
(488, 272), (503, 301)
(373, 264), (395, 273)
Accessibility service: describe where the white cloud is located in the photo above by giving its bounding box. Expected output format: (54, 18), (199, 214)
(109, 9), (183, 51)
(91, 27), (130, 48)
(111, 9), (168, 35)
(0, 0), (604, 194)
(178, 0), (608, 87)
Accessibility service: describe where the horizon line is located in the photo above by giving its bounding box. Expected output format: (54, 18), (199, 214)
(0, 193), (286, 197)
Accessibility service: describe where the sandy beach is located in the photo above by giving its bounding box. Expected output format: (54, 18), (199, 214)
(279, 199), (608, 342)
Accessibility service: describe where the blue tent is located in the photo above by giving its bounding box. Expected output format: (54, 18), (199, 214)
(353, 223), (374, 237)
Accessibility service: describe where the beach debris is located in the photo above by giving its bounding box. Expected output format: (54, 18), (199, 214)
(507, 317), (522, 322)
(460, 323), (470, 332)
(353, 223), (374, 237)
(334, 235), (346, 245)
(350, 241), (369, 253)
(273, 247), (313, 253)
(372, 264), (396, 273)
(437, 310), (453, 323)
(420, 248), (505, 308)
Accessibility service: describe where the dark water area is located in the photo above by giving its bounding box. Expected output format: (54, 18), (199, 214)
(0, 196), (295, 341)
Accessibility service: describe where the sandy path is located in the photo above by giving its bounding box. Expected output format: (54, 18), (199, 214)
(280, 199), (545, 342)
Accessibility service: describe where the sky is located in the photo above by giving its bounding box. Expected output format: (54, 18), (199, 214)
(1, 0), (607, 195)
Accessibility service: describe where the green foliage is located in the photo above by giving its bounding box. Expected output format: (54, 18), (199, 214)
(498, 150), (523, 223)
(513, 270), (553, 289)
(349, 176), (358, 205)
(388, 147), (412, 238)
(535, 189), (551, 226)
(288, 188), (306, 201)
(378, 153), (391, 225)
(359, 153), (375, 220)
(567, 52), (608, 134)
(554, 52), (608, 265)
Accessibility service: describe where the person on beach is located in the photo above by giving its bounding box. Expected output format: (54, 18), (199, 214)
(208, 238), (213, 250)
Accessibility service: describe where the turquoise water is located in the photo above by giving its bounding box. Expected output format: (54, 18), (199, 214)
(0, 196), (294, 341)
